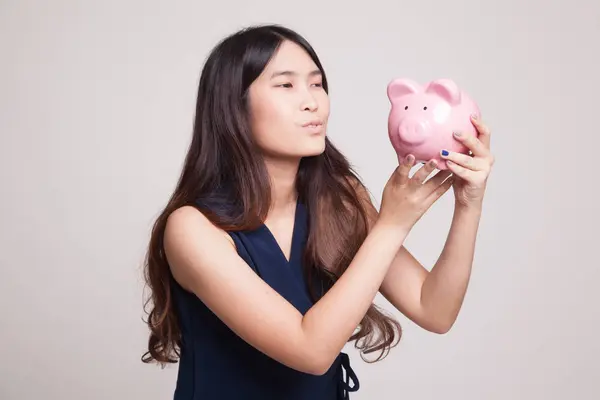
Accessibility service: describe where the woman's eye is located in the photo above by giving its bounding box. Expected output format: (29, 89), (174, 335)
(275, 82), (322, 88)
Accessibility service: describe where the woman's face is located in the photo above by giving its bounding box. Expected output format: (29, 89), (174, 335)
(247, 40), (330, 159)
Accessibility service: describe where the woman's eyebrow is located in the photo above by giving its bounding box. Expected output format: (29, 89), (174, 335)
(270, 69), (322, 79)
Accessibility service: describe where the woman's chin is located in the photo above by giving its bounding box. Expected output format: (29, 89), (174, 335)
(298, 137), (326, 156)
(263, 137), (326, 159)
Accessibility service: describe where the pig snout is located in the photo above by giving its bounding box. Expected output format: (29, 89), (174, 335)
(397, 118), (430, 145)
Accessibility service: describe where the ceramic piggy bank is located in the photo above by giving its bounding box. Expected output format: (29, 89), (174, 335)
(387, 78), (480, 170)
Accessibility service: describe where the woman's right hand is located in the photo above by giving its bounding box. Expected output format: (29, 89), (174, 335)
(378, 154), (454, 232)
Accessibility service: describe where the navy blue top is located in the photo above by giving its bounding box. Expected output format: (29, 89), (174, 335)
(171, 198), (360, 399)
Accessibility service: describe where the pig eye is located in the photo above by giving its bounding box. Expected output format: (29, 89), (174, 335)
(404, 106), (408, 110)
(423, 106), (428, 110)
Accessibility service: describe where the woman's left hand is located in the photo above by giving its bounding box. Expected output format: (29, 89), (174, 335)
(440, 115), (495, 209)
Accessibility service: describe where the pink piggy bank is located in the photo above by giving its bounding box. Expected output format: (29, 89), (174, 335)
(387, 78), (480, 170)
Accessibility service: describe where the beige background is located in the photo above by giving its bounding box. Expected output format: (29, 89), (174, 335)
(1, 0), (599, 399)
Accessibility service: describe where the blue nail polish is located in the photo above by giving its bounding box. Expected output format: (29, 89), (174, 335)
(441, 149), (449, 156)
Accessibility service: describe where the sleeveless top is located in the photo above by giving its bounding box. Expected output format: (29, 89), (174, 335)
(170, 198), (360, 400)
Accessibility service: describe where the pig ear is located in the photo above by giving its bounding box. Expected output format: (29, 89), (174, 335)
(387, 78), (421, 102)
(425, 79), (461, 105)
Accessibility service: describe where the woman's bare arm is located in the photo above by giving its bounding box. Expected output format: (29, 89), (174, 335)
(164, 205), (407, 375)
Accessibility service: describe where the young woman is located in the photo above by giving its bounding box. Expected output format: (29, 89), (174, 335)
(141, 24), (494, 400)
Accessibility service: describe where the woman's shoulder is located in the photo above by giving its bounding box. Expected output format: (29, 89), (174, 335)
(171, 203), (236, 240)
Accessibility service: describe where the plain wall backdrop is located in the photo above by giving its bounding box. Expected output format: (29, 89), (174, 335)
(1, 0), (599, 399)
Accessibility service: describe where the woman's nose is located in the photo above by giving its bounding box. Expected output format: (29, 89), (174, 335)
(301, 94), (318, 111)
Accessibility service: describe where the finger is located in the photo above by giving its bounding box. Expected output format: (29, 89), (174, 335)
(440, 150), (486, 171)
(452, 130), (489, 158)
(446, 159), (476, 181)
(470, 114), (491, 149)
(411, 159), (438, 185)
(423, 169), (452, 191)
(424, 175), (455, 205)
(396, 154), (415, 186)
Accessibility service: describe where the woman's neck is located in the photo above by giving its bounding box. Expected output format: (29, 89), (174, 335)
(264, 156), (300, 213)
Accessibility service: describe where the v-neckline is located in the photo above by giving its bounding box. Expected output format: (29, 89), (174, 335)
(261, 200), (300, 264)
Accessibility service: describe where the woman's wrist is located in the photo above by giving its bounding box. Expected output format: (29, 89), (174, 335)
(371, 218), (410, 247)
(454, 201), (483, 216)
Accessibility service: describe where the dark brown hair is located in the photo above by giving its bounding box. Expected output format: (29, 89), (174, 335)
(141, 24), (401, 367)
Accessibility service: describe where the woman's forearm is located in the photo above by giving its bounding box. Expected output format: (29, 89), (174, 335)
(301, 221), (408, 370)
(420, 203), (483, 331)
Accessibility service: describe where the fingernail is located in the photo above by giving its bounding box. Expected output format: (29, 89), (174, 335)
(471, 114), (478, 120)
(406, 154), (414, 163)
(453, 131), (462, 137)
(441, 149), (449, 156)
